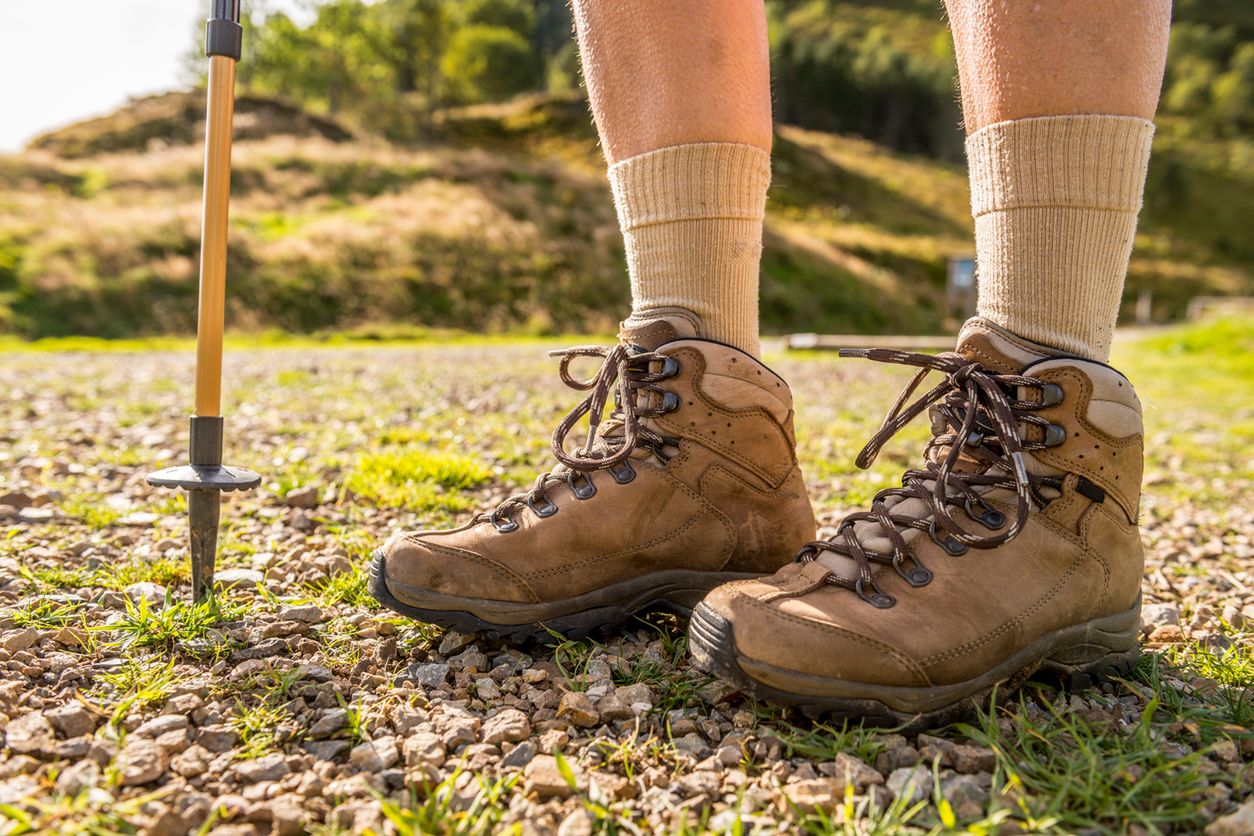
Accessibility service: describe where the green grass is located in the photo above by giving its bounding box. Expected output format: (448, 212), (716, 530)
(958, 692), (1216, 832)
(344, 448), (492, 513)
(104, 593), (245, 654)
(377, 767), (520, 835)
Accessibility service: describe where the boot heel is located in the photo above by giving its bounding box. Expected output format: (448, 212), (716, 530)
(1039, 596), (1142, 688)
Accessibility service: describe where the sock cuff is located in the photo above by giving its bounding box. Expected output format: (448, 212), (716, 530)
(608, 142), (771, 230)
(966, 115), (1155, 218)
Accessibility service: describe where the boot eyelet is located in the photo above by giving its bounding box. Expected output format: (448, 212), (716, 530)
(492, 516), (519, 534)
(609, 461), (636, 484)
(964, 497), (1006, 530)
(657, 357), (681, 379)
(1043, 424), (1067, 447)
(929, 521), (968, 556)
(965, 431), (984, 448)
(855, 579), (895, 609)
(1040, 383), (1064, 407)
(661, 392), (681, 413)
(893, 556), (933, 588)
(527, 496), (558, 518)
(568, 473), (596, 500)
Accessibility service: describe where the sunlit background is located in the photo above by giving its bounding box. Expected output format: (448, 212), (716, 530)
(0, 0), (307, 151)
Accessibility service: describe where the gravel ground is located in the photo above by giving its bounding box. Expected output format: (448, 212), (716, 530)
(0, 327), (1251, 834)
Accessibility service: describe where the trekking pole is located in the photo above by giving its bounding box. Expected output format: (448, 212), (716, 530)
(149, 0), (259, 600)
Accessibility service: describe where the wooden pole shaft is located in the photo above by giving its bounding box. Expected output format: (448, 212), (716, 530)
(193, 55), (238, 418)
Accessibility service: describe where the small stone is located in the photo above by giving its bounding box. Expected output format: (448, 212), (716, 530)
(309, 708), (348, 738)
(832, 752), (883, 789)
(525, 754), (580, 799)
(782, 778), (842, 813)
(501, 741), (536, 769)
(952, 743), (997, 774)
(196, 725), (239, 752)
(409, 662), (450, 688)
(1149, 624), (1185, 643)
(886, 765), (931, 804)
(941, 773), (990, 820)
(284, 486), (320, 509)
(46, 704), (96, 739)
(438, 630), (475, 656)
(134, 714), (189, 738)
(0, 491), (32, 508)
(1212, 738), (1239, 764)
(451, 646), (489, 672)
(1141, 602), (1181, 633)
(214, 568), (264, 588)
(482, 709), (531, 745)
(118, 739), (169, 786)
(557, 692), (599, 728)
(595, 693), (634, 722)
(673, 733), (711, 759)
(117, 511), (160, 527)
(171, 745), (210, 778)
(5, 712), (54, 756)
(474, 677), (501, 700)
(1206, 800), (1254, 836)
(278, 604), (324, 623)
(350, 737), (399, 771)
(271, 796), (308, 836)
(56, 760), (100, 796)
(614, 683), (653, 710)
(235, 752), (290, 783)
(304, 740), (350, 761)
(1, 628), (39, 653)
(403, 732), (446, 768)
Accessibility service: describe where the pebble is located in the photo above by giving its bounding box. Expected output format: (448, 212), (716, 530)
(45, 703), (96, 739)
(235, 753), (291, 783)
(482, 708), (532, 745)
(214, 568), (265, 587)
(525, 754), (580, 799)
(438, 630), (475, 656)
(1, 628), (39, 653)
(284, 486), (320, 509)
(1207, 800), (1254, 836)
(278, 604), (325, 623)
(886, 765), (931, 804)
(557, 692), (599, 728)
(117, 739), (169, 786)
(6, 712), (54, 756)
(348, 736), (396, 772)
(309, 708), (348, 738)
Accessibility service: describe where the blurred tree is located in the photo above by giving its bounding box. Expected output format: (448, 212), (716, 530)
(442, 24), (543, 104)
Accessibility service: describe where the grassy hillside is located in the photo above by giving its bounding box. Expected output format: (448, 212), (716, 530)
(0, 91), (1250, 339)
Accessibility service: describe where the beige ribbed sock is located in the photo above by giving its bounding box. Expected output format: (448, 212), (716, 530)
(608, 143), (770, 357)
(966, 115), (1155, 360)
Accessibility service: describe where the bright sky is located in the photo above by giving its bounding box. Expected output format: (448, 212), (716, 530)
(0, 0), (308, 152)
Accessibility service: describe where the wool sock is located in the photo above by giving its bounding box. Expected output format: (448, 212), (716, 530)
(608, 142), (770, 357)
(966, 115), (1155, 360)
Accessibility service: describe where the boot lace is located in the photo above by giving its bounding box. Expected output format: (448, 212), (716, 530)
(798, 348), (1066, 608)
(484, 343), (681, 532)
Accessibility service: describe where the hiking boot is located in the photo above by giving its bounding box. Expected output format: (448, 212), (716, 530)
(369, 312), (816, 641)
(690, 317), (1145, 726)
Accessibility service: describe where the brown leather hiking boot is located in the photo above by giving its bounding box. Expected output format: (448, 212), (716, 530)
(369, 312), (816, 641)
(690, 317), (1145, 726)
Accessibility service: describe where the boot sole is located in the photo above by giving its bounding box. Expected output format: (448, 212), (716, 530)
(368, 549), (762, 643)
(688, 595), (1141, 729)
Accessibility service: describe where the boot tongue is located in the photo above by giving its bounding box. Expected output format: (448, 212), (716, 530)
(618, 310), (704, 351)
(954, 316), (1060, 372)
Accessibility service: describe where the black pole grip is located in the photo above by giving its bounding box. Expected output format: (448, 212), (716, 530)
(211, 0), (241, 23)
(206, 0), (243, 60)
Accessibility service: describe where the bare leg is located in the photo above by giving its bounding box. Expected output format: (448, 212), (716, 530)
(573, 1), (771, 163)
(572, 1), (772, 356)
(946, 0), (1171, 358)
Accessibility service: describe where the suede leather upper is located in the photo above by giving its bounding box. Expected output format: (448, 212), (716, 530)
(700, 318), (1145, 690)
(379, 318), (816, 610)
